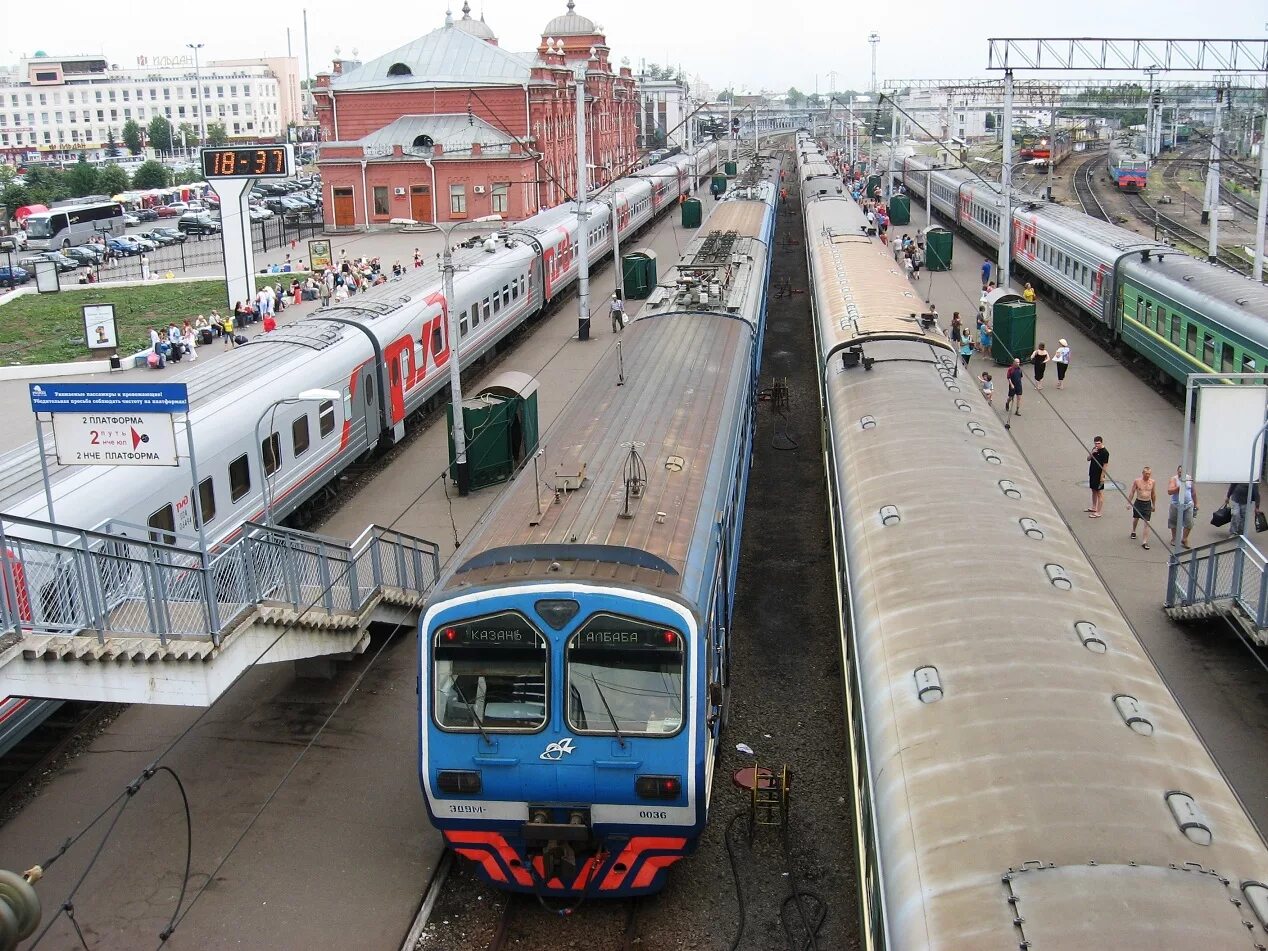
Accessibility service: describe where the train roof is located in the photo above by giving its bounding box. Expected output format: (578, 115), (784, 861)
(1126, 251), (1268, 336)
(1016, 198), (1170, 255)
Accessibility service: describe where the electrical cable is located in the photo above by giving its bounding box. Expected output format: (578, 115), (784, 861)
(723, 812), (748, 951)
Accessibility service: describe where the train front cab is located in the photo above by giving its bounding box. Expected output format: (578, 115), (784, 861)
(420, 580), (710, 897)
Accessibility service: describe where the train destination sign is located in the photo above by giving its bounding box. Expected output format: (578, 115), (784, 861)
(51, 413), (179, 467)
(574, 615), (682, 651)
(439, 613), (542, 648)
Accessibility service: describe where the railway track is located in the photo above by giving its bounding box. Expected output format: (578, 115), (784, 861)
(1073, 155), (1109, 221)
(484, 894), (642, 951)
(1119, 191), (1254, 276)
(0, 702), (106, 816)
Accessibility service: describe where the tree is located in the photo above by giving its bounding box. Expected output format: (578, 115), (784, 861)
(717, 89), (734, 103)
(984, 112), (996, 131)
(65, 157), (99, 197)
(104, 127), (121, 158)
(22, 166), (69, 206)
(173, 168), (202, 186)
(806, 93), (822, 108)
(176, 122), (200, 151)
(97, 163), (130, 196)
(205, 121), (228, 147)
(146, 116), (174, 155)
(1, 183), (32, 215)
(131, 160), (170, 190)
(786, 87), (805, 107)
(122, 119), (143, 155)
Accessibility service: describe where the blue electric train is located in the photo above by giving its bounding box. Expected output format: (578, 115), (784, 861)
(418, 176), (779, 897)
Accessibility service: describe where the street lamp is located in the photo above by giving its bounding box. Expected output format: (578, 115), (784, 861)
(255, 388), (341, 526)
(438, 214), (504, 496)
(187, 43), (206, 147)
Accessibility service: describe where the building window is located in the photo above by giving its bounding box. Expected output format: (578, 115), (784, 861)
(373, 186), (390, 217)
(491, 183), (509, 214)
(387, 63), (413, 77)
(449, 184), (466, 215)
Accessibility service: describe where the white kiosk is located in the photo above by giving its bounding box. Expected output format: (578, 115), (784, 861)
(200, 145), (295, 309)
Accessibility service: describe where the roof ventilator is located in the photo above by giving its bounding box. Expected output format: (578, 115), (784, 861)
(954, 399), (972, 413)
(1019, 518), (1043, 540)
(859, 415), (876, 430)
(1242, 882), (1268, 931)
(982, 449), (1002, 465)
(967, 421), (986, 436)
(914, 666), (943, 703)
(1074, 620), (1107, 653)
(1164, 791), (1213, 846)
(879, 505), (900, 526)
(1044, 564), (1073, 590)
(618, 443), (648, 520)
(998, 480), (1022, 499)
(1112, 694), (1154, 736)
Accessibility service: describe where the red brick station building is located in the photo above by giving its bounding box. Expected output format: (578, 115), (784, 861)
(313, 1), (640, 228)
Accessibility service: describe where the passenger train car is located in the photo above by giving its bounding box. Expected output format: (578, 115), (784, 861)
(417, 176), (778, 898)
(800, 134), (1268, 950)
(1108, 138), (1149, 191)
(0, 142), (720, 753)
(898, 155), (1268, 386)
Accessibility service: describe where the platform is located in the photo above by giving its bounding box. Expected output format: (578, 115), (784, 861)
(0, 517), (439, 705)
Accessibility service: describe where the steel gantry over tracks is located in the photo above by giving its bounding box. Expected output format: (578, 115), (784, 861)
(986, 38), (1268, 73)
(0, 516), (440, 705)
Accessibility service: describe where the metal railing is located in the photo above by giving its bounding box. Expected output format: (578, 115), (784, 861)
(0, 515), (440, 648)
(1166, 535), (1268, 631)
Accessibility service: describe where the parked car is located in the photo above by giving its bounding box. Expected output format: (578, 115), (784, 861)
(20, 250), (78, 272)
(134, 208), (159, 223)
(121, 235), (157, 252)
(122, 213), (140, 227)
(156, 205), (182, 218)
(0, 265), (31, 287)
(153, 227), (187, 243)
(185, 200), (206, 213)
(62, 246), (100, 266)
(106, 236), (140, 256)
(1, 229), (29, 251)
(177, 214), (221, 235)
(139, 230), (176, 247)
(247, 208), (271, 222)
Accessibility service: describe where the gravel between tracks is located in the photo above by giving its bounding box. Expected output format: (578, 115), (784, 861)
(416, 148), (858, 951)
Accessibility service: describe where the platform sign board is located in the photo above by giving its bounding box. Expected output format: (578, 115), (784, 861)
(308, 238), (333, 271)
(29, 382), (189, 415)
(82, 303), (118, 351)
(51, 412), (178, 466)
(1193, 384), (1268, 483)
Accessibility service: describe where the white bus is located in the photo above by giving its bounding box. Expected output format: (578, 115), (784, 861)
(24, 200), (126, 249)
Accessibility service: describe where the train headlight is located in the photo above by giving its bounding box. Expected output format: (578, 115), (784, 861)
(437, 770), (482, 794)
(635, 775), (682, 800)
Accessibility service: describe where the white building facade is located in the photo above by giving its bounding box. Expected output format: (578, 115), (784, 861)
(0, 53), (298, 162)
(636, 77), (689, 150)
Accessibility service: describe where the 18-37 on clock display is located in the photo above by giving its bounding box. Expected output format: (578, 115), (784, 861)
(201, 146), (292, 179)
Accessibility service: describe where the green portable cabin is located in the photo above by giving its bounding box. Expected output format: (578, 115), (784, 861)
(985, 289), (1037, 366)
(681, 197), (702, 228)
(923, 225), (953, 271)
(711, 173), (728, 195)
(888, 194), (911, 225)
(723, 161), (738, 176)
(621, 249), (658, 300)
(447, 372), (541, 491)
(867, 174), (882, 197)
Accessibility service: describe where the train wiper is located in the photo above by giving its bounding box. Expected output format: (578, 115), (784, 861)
(450, 680), (493, 747)
(589, 673), (627, 749)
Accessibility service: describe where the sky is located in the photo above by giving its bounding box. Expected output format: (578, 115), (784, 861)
(5, 1), (1266, 94)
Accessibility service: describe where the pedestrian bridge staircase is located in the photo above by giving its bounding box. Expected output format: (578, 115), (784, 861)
(0, 515), (440, 705)
(1165, 535), (1268, 645)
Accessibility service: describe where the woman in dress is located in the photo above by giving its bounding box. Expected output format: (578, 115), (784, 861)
(1053, 339), (1072, 389)
(1029, 342), (1050, 390)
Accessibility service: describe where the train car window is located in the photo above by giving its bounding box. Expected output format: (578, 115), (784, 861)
(229, 454), (251, 502)
(566, 614), (685, 737)
(261, 432), (281, 476)
(1221, 345), (1235, 374)
(512, 276), (520, 300)
(292, 415), (310, 457)
(1202, 334), (1215, 366)
(1243, 354), (1257, 373)
(502, 284), (510, 307)
(147, 504), (176, 545)
(1156, 306), (1166, 334)
(197, 477), (216, 526)
(319, 400), (336, 438)
(400, 348), (412, 386)
(492, 292), (501, 314)
(459, 306), (469, 337)
(1144, 301), (1153, 325)
(1170, 317), (1181, 346)
(1185, 325), (1198, 356)
(433, 612), (548, 732)
(1135, 296), (1144, 320)
(482, 299), (491, 322)
(365, 375), (375, 406)
(432, 325), (443, 356)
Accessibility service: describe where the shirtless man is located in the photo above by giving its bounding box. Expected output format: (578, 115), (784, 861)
(1128, 466), (1156, 548)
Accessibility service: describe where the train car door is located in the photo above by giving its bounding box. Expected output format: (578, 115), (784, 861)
(358, 365), (380, 452)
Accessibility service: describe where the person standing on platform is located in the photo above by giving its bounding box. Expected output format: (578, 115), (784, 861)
(1053, 339), (1071, 389)
(1022, 282), (1037, 303)
(978, 320), (992, 356)
(1224, 481), (1262, 536)
(1086, 436), (1110, 518)
(1005, 358), (1023, 416)
(1168, 467), (1197, 549)
(1029, 342), (1050, 390)
(949, 312), (963, 346)
(140, 253), (150, 281)
(1128, 466), (1156, 548)
(959, 333), (973, 367)
(981, 257), (992, 288)
(609, 292), (625, 334)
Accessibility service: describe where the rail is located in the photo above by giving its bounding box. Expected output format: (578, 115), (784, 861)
(0, 515), (440, 647)
(1165, 535), (1268, 634)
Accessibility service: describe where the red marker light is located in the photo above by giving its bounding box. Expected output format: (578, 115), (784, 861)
(663, 631), (676, 645)
(443, 628), (458, 642)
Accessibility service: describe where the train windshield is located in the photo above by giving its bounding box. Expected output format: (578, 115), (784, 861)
(566, 614), (685, 737)
(433, 612), (548, 731)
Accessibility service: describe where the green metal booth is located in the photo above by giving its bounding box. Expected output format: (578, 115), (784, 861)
(447, 371), (540, 491)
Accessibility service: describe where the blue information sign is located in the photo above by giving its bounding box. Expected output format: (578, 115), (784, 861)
(28, 382), (190, 414)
